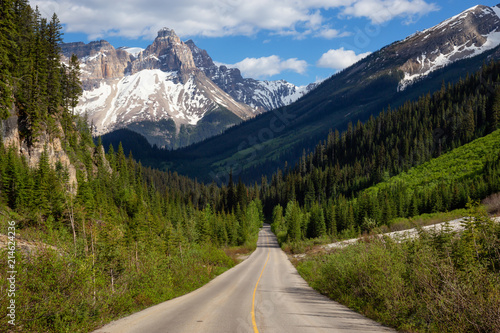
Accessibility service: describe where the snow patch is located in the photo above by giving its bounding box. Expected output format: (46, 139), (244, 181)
(398, 27), (500, 91)
(75, 69), (222, 133)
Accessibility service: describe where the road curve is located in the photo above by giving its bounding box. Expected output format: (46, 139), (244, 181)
(93, 225), (394, 333)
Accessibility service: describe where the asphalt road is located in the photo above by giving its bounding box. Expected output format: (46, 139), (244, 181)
(93, 225), (394, 333)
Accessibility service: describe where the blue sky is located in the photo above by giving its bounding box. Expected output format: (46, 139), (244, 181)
(31, 0), (500, 86)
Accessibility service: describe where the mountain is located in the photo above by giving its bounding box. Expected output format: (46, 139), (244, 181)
(397, 4), (500, 90)
(62, 28), (312, 149)
(61, 29), (256, 148)
(136, 3), (500, 182)
(185, 40), (318, 111)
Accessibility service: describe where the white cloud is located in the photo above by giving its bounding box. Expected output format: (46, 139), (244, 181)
(222, 55), (308, 78)
(341, 0), (439, 24)
(315, 28), (352, 39)
(317, 48), (371, 70)
(29, 0), (438, 40)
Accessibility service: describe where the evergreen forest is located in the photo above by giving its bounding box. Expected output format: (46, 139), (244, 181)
(1, 1), (500, 332)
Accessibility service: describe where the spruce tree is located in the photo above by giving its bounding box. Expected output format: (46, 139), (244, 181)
(0, 0), (16, 119)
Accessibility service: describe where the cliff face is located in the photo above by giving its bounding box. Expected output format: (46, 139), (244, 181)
(130, 28), (197, 76)
(61, 41), (132, 91)
(1, 115), (77, 189)
(61, 28), (259, 148)
(61, 28), (316, 148)
(185, 40), (317, 112)
(1, 113), (111, 192)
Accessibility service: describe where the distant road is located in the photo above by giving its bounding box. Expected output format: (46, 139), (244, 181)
(93, 225), (394, 333)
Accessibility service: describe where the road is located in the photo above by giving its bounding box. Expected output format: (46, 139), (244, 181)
(93, 225), (394, 333)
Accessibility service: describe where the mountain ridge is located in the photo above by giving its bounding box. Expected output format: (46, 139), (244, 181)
(62, 29), (313, 148)
(114, 3), (500, 182)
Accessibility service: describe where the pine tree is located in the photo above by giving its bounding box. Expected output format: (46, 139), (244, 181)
(0, 0), (16, 119)
(307, 202), (326, 238)
(67, 53), (82, 113)
(489, 86), (500, 132)
(46, 13), (63, 115)
(227, 169), (236, 211)
(285, 201), (302, 241)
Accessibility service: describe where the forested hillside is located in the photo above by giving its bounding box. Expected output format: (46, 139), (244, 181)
(262, 61), (500, 241)
(0, 1), (263, 331)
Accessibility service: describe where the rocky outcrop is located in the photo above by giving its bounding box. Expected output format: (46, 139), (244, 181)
(185, 40), (316, 111)
(61, 41), (132, 91)
(1, 116), (78, 189)
(61, 27), (317, 148)
(130, 28), (197, 77)
(61, 28), (259, 148)
(393, 4), (500, 90)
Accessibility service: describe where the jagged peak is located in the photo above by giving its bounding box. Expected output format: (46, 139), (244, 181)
(157, 27), (178, 39)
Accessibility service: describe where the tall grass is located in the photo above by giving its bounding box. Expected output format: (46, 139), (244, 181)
(296, 203), (500, 332)
(0, 241), (235, 332)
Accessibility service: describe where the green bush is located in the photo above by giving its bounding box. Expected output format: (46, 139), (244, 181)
(297, 203), (500, 332)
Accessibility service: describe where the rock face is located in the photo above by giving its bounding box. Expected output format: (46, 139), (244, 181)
(185, 40), (317, 111)
(1, 115), (78, 188)
(61, 28), (315, 148)
(130, 28), (196, 76)
(395, 4), (500, 90)
(315, 4), (500, 95)
(61, 41), (131, 89)
(61, 29), (256, 148)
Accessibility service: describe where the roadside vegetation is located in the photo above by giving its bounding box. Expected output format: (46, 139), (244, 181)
(0, 2), (262, 331)
(295, 201), (500, 332)
(2, 1), (500, 332)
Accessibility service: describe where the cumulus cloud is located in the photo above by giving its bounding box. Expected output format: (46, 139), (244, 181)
(317, 48), (371, 70)
(221, 55), (308, 78)
(341, 0), (439, 24)
(29, 0), (438, 40)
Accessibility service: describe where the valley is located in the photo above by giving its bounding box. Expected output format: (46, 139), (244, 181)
(1, 1), (500, 333)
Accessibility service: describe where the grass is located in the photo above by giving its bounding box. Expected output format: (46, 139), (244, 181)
(0, 209), (260, 333)
(365, 129), (500, 196)
(294, 204), (500, 332)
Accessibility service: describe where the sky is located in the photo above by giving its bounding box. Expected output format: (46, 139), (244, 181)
(30, 0), (500, 86)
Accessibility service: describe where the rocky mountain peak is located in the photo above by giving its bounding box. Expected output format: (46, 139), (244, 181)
(184, 39), (315, 111)
(61, 27), (316, 148)
(395, 3), (500, 90)
(157, 27), (178, 39)
(130, 27), (196, 76)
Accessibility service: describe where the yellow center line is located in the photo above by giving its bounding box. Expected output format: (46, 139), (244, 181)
(252, 231), (270, 333)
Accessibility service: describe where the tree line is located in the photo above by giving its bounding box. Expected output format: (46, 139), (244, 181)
(261, 61), (500, 242)
(0, 2), (265, 330)
(0, 0), (81, 144)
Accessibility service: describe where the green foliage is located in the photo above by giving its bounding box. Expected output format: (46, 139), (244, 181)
(0, 133), (264, 331)
(259, 62), (500, 240)
(0, 0), (83, 143)
(0, 3), (264, 330)
(0, 241), (234, 332)
(284, 200), (303, 242)
(297, 202), (500, 332)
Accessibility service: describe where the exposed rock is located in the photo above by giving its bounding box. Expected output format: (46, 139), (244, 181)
(61, 28), (316, 148)
(185, 40), (317, 111)
(2, 116), (77, 191)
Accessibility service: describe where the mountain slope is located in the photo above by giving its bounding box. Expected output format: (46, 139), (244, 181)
(63, 28), (314, 149)
(153, 3), (500, 182)
(185, 40), (318, 111)
(62, 29), (256, 149)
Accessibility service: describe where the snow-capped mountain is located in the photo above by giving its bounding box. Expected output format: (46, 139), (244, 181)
(153, 3), (500, 181)
(185, 40), (317, 111)
(320, 3), (500, 96)
(61, 28), (312, 148)
(394, 4), (500, 90)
